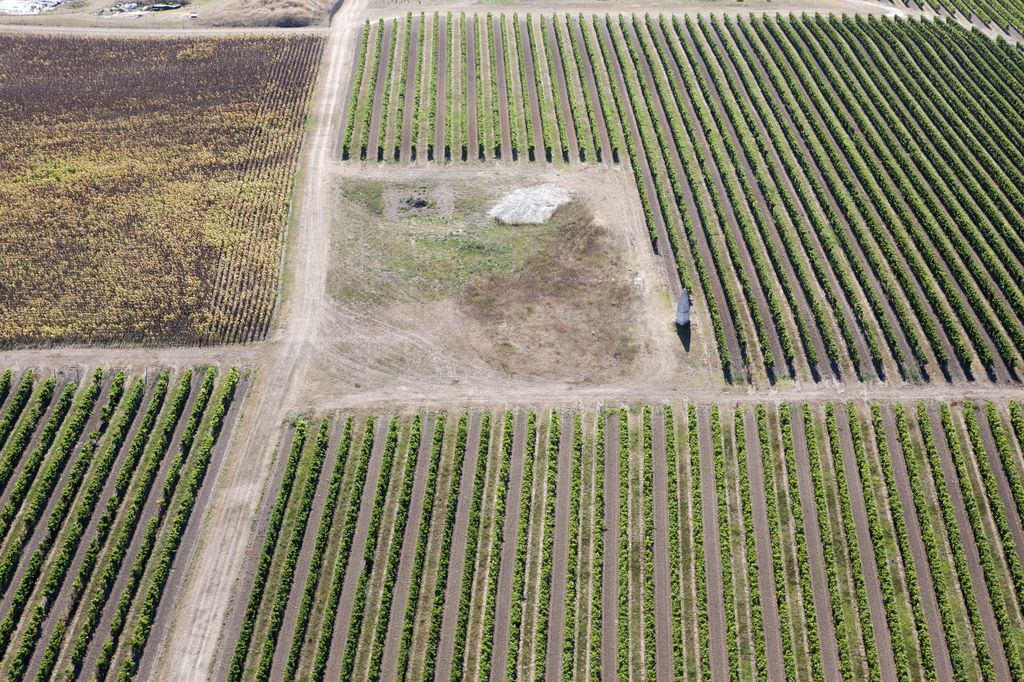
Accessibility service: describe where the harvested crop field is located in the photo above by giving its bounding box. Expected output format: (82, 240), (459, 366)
(0, 34), (323, 348)
(347, 12), (1024, 387)
(212, 398), (1024, 682)
(0, 365), (246, 680)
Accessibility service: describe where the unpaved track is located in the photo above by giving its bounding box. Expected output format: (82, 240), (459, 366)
(835, 408), (898, 681)
(366, 20), (394, 160)
(379, 415), (435, 682)
(601, 412), (619, 680)
(742, 408), (786, 681)
(790, 407), (842, 682)
(434, 413), (483, 681)
(30, 375), (199, 680)
(136, 377), (251, 681)
(492, 15), (513, 158)
(266, 419), (347, 680)
(650, 410), (675, 682)
(487, 411), (527, 682)
(926, 404), (1012, 680)
(698, 406), (728, 682)
(545, 15), (580, 162)
(974, 404), (1024, 566)
(544, 413), (573, 681)
(154, 2), (366, 674)
(323, 416), (390, 682)
(568, 16), (612, 162)
(399, 16), (420, 161)
(880, 405), (954, 681)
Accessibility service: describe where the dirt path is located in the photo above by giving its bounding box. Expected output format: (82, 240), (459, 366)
(399, 16), (419, 161)
(697, 406), (728, 681)
(266, 419), (348, 680)
(544, 15), (580, 162)
(434, 413), (483, 681)
(32, 375), (199, 680)
(153, 0), (364, 673)
(835, 408), (899, 681)
(568, 16), (612, 162)
(741, 408), (786, 681)
(487, 412), (527, 682)
(880, 405), (954, 681)
(377, 415), (435, 682)
(134, 377), (251, 681)
(601, 411), (619, 680)
(322, 416), (390, 682)
(492, 15), (512, 159)
(520, 17), (546, 160)
(434, 14), (447, 159)
(974, 404), (1024, 567)
(543, 413), (573, 680)
(366, 20), (393, 161)
(650, 409), (675, 682)
(926, 404), (1012, 680)
(465, 19), (479, 160)
(790, 407), (842, 682)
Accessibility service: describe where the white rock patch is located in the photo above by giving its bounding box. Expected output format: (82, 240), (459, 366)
(488, 183), (571, 225)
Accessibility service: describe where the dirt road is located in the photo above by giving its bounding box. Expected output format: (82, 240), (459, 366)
(151, 1), (368, 677)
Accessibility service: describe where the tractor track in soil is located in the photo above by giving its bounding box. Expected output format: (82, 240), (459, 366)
(742, 408), (786, 681)
(265, 419), (349, 680)
(378, 414), (436, 682)
(519, 17), (546, 160)
(925, 404), (1012, 680)
(487, 411), (527, 682)
(492, 15), (512, 158)
(568, 17), (612, 162)
(791, 407), (842, 682)
(879, 405), (955, 681)
(600, 411), (619, 680)
(399, 16), (420, 161)
(366, 20), (393, 161)
(643, 19), (790, 382)
(0, 375), (154, 626)
(544, 413), (573, 681)
(135, 376), (251, 681)
(697, 406), (728, 681)
(28, 374), (203, 681)
(835, 408), (899, 681)
(434, 413), (483, 681)
(434, 13), (448, 159)
(322, 416), (391, 682)
(973, 404), (1024, 568)
(650, 410), (675, 682)
(544, 15), (580, 162)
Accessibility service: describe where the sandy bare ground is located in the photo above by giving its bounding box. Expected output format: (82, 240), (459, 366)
(433, 413), (483, 680)
(149, 2), (368, 677)
(600, 411), (619, 680)
(790, 408), (842, 682)
(879, 405), (954, 681)
(544, 413), (573, 680)
(697, 406), (728, 681)
(925, 405), (1012, 680)
(742, 408), (786, 682)
(835, 409), (899, 681)
(377, 414), (435, 682)
(486, 411), (527, 682)
(650, 410), (675, 682)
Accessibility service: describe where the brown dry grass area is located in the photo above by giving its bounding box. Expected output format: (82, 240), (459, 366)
(202, 0), (329, 27)
(313, 162), (694, 402)
(461, 202), (639, 378)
